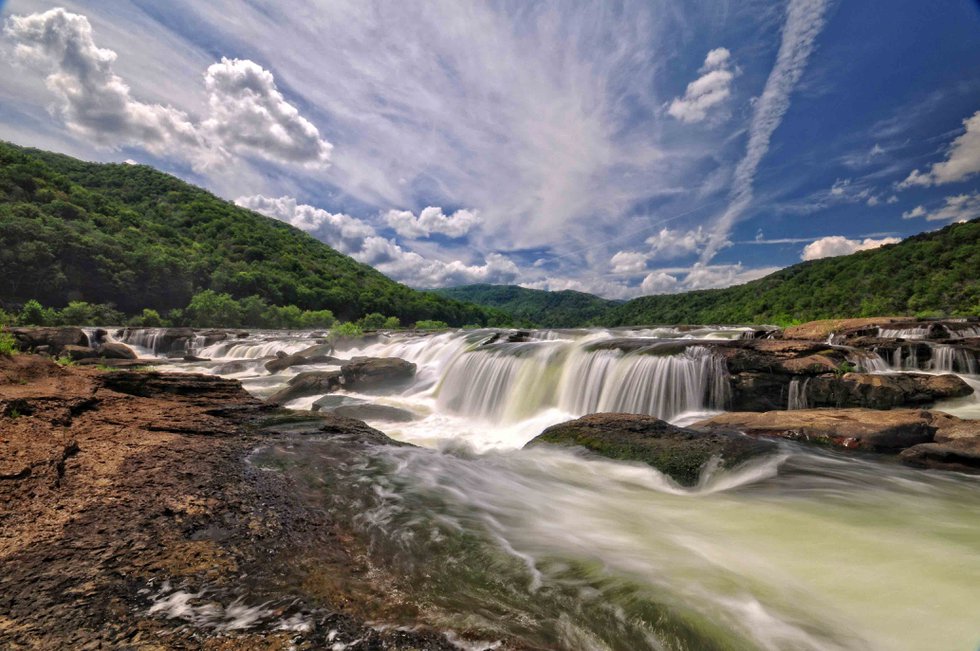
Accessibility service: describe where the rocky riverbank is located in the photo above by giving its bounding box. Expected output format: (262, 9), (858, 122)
(0, 353), (504, 650)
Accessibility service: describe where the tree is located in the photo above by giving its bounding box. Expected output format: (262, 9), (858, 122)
(19, 299), (51, 326)
(185, 290), (243, 328)
(360, 312), (387, 329)
(382, 316), (401, 329)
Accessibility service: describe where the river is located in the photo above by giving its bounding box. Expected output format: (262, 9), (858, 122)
(117, 326), (980, 650)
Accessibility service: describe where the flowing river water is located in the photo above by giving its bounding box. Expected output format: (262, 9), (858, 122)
(116, 326), (980, 650)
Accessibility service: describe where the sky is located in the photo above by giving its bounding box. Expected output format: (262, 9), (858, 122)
(1, 1), (978, 300)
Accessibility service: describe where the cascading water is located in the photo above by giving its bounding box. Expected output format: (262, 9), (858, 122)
(787, 378), (809, 409)
(929, 344), (979, 374)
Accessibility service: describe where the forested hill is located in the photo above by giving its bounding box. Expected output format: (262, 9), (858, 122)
(432, 284), (619, 327)
(438, 218), (979, 327)
(0, 141), (506, 326)
(608, 217), (980, 326)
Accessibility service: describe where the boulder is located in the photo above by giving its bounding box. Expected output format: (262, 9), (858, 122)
(62, 345), (100, 361)
(297, 343), (336, 358)
(267, 370), (343, 404)
(213, 360), (252, 375)
(899, 440), (980, 473)
(98, 342), (137, 360)
(692, 408), (947, 452)
(331, 403), (417, 422)
(264, 352), (341, 374)
(340, 357), (416, 392)
(782, 318), (909, 341)
(255, 409), (407, 446)
(118, 327), (195, 354)
(526, 413), (775, 487)
(10, 327), (88, 354)
(804, 372), (972, 409)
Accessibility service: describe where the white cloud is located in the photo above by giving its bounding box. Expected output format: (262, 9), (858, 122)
(900, 110), (980, 188)
(682, 262), (780, 290)
(646, 226), (718, 259)
(236, 195), (517, 288)
(609, 251), (648, 274)
(866, 195), (880, 206)
(668, 48), (735, 124)
(886, 195), (899, 204)
(4, 9), (331, 169)
(640, 271), (679, 294)
(701, 0), (831, 262)
(385, 206), (480, 239)
(902, 192), (980, 223)
(3, 8), (202, 156)
(202, 58), (332, 168)
(801, 235), (900, 260)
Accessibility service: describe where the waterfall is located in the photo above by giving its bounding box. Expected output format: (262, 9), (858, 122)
(878, 327), (931, 339)
(119, 327), (174, 356)
(929, 345), (978, 374)
(435, 342), (729, 423)
(788, 378), (810, 410)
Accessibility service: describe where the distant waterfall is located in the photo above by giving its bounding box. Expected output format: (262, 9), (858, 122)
(787, 378), (810, 410)
(119, 327), (174, 356)
(929, 345), (978, 374)
(436, 342), (729, 423)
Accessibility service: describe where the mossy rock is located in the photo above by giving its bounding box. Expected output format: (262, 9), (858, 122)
(526, 413), (775, 487)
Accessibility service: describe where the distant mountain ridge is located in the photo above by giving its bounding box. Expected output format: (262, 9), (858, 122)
(0, 141), (507, 326)
(440, 218), (980, 327)
(432, 284), (619, 327)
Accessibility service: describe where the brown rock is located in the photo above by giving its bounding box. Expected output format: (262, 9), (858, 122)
(10, 327), (89, 354)
(804, 372), (973, 409)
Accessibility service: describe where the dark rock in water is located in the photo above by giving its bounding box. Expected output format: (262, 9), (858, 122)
(331, 403), (417, 422)
(255, 409), (408, 446)
(266, 357), (417, 404)
(729, 372), (793, 412)
(213, 360), (252, 374)
(311, 394), (365, 411)
(74, 358), (167, 368)
(804, 372), (972, 409)
(267, 370), (344, 404)
(692, 408), (944, 452)
(339, 357), (416, 392)
(62, 344), (100, 361)
(900, 441), (980, 473)
(90, 328), (108, 345)
(182, 355), (210, 362)
(265, 352), (341, 373)
(98, 342), (137, 360)
(526, 413), (775, 487)
(298, 343), (336, 358)
(10, 327), (88, 354)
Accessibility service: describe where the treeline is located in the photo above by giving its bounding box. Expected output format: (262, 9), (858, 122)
(607, 218), (980, 326)
(432, 284), (619, 328)
(0, 293), (454, 331)
(0, 142), (511, 327)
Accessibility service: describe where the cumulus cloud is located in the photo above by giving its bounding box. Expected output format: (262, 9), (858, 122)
(682, 262), (780, 290)
(202, 58), (332, 168)
(237, 195), (517, 287)
(668, 47), (735, 124)
(646, 226), (717, 260)
(640, 271), (679, 294)
(610, 251), (648, 274)
(902, 192), (980, 223)
(385, 207), (480, 239)
(4, 9), (331, 169)
(3, 8), (202, 156)
(900, 110), (980, 188)
(801, 235), (900, 260)
(701, 0), (831, 262)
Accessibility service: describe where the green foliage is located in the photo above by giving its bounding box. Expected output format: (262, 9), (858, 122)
(300, 309), (336, 329)
(359, 312), (387, 329)
(185, 290), (243, 328)
(0, 328), (16, 356)
(332, 322), (363, 338)
(55, 300), (123, 326)
(19, 299), (52, 326)
(54, 355), (75, 367)
(382, 316), (401, 329)
(129, 308), (164, 327)
(0, 141), (504, 327)
(606, 218), (980, 326)
(414, 319), (449, 330)
(433, 284), (616, 328)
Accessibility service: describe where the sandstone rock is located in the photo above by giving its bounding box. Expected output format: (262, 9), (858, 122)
(526, 413), (775, 487)
(265, 352), (341, 374)
(804, 372), (972, 409)
(331, 403), (417, 422)
(340, 357), (416, 392)
(62, 345), (100, 361)
(899, 440), (980, 472)
(267, 370), (343, 404)
(98, 342), (137, 360)
(692, 408), (943, 452)
(10, 327), (89, 354)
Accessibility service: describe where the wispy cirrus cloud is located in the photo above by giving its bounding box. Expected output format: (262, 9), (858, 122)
(899, 110), (980, 188)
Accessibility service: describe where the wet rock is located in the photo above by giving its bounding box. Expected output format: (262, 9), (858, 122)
(692, 408), (946, 452)
(331, 403), (417, 422)
(62, 345), (101, 361)
(297, 342), (336, 358)
(73, 358), (166, 368)
(255, 409), (407, 446)
(10, 327), (89, 354)
(118, 327), (194, 354)
(526, 413), (775, 487)
(340, 357), (416, 392)
(264, 352), (341, 374)
(804, 372), (972, 409)
(213, 360), (252, 375)
(900, 440), (980, 473)
(99, 371), (257, 406)
(310, 394), (364, 412)
(98, 342), (137, 360)
(266, 370), (343, 404)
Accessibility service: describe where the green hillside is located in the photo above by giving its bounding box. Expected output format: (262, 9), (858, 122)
(608, 218), (980, 326)
(432, 284), (619, 328)
(0, 142), (507, 326)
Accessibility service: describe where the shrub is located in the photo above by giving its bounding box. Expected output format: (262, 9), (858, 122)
(331, 322), (363, 338)
(19, 299), (53, 326)
(414, 319), (449, 330)
(382, 316), (401, 329)
(0, 328), (17, 356)
(359, 312), (387, 329)
(129, 308), (164, 327)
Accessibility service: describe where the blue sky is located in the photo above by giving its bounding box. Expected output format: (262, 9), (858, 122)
(1, 0), (978, 299)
